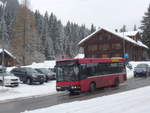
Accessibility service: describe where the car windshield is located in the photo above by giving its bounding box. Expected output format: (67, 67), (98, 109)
(36, 68), (50, 74)
(26, 68), (38, 74)
(56, 65), (79, 82)
(0, 72), (14, 76)
(136, 64), (149, 68)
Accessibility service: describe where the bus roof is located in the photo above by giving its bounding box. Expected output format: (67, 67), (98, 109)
(56, 58), (125, 63)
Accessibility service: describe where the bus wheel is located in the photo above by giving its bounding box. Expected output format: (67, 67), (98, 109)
(114, 78), (120, 87)
(90, 83), (96, 92)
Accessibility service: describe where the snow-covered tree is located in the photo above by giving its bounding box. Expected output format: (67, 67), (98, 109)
(133, 24), (137, 31)
(120, 25), (127, 32)
(140, 4), (150, 57)
(90, 24), (96, 33)
(11, 0), (45, 65)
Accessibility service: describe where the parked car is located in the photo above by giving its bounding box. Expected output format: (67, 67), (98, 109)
(0, 67), (19, 87)
(35, 68), (56, 82)
(134, 63), (150, 77)
(11, 67), (45, 85)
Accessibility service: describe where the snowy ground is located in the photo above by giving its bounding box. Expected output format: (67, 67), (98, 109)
(23, 85), (150, 113)
(0, 81), (56, 102)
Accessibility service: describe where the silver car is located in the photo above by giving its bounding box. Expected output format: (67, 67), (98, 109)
(0, 67), (20, 87)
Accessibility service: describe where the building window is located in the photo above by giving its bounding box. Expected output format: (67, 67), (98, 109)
(112, 43), (122, 49)
(102, 44), (110, 50)
(88, 45), (98, 51)
(113, 53), (121, 57)
(101, 54), (109, 58)
(133, 37), (137, 41)
(99, 45), (102, 50)
(99, 36), (103, 41)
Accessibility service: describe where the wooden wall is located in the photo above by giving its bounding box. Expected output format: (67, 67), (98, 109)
(0, 52), (16, 67)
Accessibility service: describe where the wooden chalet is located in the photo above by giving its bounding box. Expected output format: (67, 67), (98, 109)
(78, 28), (149, 61)
(0, 49), (17, 66)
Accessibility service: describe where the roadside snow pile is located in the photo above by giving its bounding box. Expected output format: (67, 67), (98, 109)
(0, 81), (56, 101)
(23, 85), (150, 113)
(26, 60), (56, 69)
(0, 86), (9, 93)
(74, 54), (85, 58)
(6, 60), (56, 72)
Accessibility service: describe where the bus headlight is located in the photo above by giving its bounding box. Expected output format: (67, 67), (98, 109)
(56, 86), (61, 89)
(71, 86), (75, 89)
(71, 85), (80, 89)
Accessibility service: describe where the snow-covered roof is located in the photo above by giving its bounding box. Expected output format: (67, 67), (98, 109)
(0, 49), (15, 59)
(118, 31), (139, 36)
(78, 28), (148, 49)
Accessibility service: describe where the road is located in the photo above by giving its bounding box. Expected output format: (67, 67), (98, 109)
(0, 77), (150, 113)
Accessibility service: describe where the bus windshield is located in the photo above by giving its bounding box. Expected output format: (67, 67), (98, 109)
(56, 65), (79, 82)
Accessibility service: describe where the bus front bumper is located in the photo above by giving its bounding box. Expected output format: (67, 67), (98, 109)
(56, 85), (80, 91)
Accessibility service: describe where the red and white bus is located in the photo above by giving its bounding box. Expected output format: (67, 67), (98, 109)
(56, 58), (127, 93)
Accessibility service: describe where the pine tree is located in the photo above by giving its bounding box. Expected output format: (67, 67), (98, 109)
(90, 24), (96, 33)
(0, 0), (92, 62)
(133, 24), (137, 31)
(43, 12), (54, 60)
(11, 0), (45, 65)
(140, 4), (150, 57)
(120, 25), (127, 32)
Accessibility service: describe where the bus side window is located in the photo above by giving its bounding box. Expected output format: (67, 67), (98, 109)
(79, 64), (87, 80)
(86, 63), (98, 77)
(108, 63), (124, 74)
(97, 63), (108, 75)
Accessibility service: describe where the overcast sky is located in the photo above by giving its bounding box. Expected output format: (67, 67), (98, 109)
(29, 0), (150, 30)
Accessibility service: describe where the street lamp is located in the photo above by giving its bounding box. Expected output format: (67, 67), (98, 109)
(1, 0), (7, 86)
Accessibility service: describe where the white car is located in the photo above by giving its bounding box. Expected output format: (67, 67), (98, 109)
(0, 72), (20, 87)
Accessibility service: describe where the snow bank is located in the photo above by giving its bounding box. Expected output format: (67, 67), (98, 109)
(23, 85), (150, 113)
(26, 60), (56, 69)
(6, 60), (56, 72)
(74, 54), (85, 58)
(0, 81), (56, 101)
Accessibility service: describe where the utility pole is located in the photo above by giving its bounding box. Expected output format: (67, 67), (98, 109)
(23, 0), (27, 65)
(1, 1), (7, 86)
(123, 31), (125, 56)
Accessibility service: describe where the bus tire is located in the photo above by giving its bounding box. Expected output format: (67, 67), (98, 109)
(114, 78), (120, 87)
(90, 82), (96, 92)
